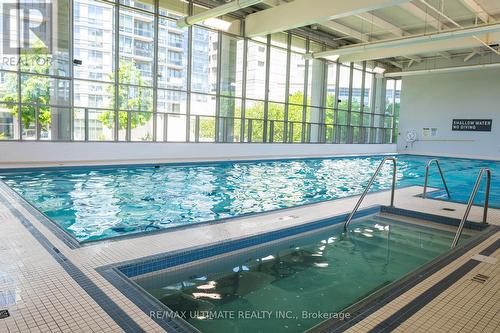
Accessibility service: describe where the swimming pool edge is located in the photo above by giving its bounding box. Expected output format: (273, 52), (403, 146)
(307, 224), (500, 333)
(95, 208), (494, 333)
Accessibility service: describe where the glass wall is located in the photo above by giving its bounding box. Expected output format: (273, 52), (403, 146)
(0, 0), (399, 143)
(384, 78), (402, 144)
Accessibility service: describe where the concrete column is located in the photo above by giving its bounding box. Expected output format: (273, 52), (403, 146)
(308, 59), (324, 142)
(373, 76), (386, 143)
(218, 36), (238, 142)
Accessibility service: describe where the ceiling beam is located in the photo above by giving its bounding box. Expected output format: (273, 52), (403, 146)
(405, 55), (422, 62)
(419, 0), (460, 28)
(357, 12), (405, 36)
(309, 24), (500, 63)
(356, 12), (426, 63)
(320, 21), (372, 42)
(474, 36), (500, 56)
(262, 0), (283, 6)
(437, 51), (452, 59)
(339, 33), (500, 62)
(313, 23), (500, 56)
(321, 20), (421, 63)
(387, 60), (404, 69)
(260, 0), (421, 65)
(385, 62), (500, 77)
(419, 0), (497, 58)
(459, 0), (493, 24)
(464, 48), (480, 62)
(241, 0), (412, 37)
(399, 2), (442, 30)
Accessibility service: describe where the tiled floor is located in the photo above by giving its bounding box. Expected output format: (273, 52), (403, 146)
(0, 182), (498, 333)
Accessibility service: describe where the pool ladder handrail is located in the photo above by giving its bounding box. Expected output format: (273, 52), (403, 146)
(344, 157), (397, 231)
(451, 168), (491, 248)
(423, 159), (451, 199)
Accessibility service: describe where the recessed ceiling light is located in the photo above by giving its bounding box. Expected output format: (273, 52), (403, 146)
(373, 66), (386, 74)
(201, 18), (231, 31)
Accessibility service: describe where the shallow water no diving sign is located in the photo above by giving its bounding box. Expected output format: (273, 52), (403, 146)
(0, 309), (9, 319)
(452, 119), (492, 131)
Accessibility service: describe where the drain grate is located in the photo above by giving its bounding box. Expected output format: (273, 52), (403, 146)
(471, 273), (490, 283)
(0, 309), (9, 319)
(442, 207), (456, 212)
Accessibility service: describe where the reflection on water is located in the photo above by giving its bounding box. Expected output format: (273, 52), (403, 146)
(136, 217), (469, 333)
(0, 155), (498, 241)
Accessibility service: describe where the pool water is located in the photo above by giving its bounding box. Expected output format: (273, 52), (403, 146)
(0, 154), (497, 241)
(135, 216), (471, 333)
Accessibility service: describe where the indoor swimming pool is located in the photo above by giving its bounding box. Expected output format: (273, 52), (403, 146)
(132, 215), (473, 333)
(0, 154), (497, 242)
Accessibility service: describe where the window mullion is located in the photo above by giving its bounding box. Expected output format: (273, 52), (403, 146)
(347, 62), (354, 144)
(114, 2), (120, 141)
(263, 34), (271, 143)
(215, 30), (222, 142)
(152, 0), (159, 142)
(302, 38), (310, 143)
(69, 0), (75, 141)
(240, 37), (248, 142)
(284, 33), (291, 143)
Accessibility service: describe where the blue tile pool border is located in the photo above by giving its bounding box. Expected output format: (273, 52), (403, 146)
(98, 205), (382, 333)
(96, 207), (495, 333)
(116, 205), (381, 278)
(381, 206), (489, 231)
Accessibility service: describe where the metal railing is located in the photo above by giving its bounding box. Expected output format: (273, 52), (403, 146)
(343, 157), (397, 231)
(423, 159), (451, 199)
(451, 168), (491, 248)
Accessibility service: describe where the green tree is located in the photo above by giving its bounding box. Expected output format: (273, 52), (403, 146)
(1, 47), (53, 134)
(243, 92), (306, 142)
(0, 51), (153, 140)
(99, 61), (153, 132)
(199, 91), (370, 143)
(386, 101), (400, 143)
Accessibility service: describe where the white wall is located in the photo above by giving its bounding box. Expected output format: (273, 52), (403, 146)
(397, 68), (500, 160)
(0, 142), (397, 168)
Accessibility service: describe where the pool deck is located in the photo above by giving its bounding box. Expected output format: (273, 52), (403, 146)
(0, 183), (499, 333)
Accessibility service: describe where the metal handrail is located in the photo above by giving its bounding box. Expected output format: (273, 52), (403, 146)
(451, 168), (491, 248)
(344, 157), (397, 231)
(423, 159), (451, 199)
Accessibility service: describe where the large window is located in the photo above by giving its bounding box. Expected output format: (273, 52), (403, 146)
(158, 17), (188, 90)
(191, 26), (218, 94)
(74, 0), (114, 82)
(220, 35), (243, 97)
(245, 40), (267, 100)
(0, 0), (399, 143)
(384, 79), (401, 144)
(288, 52), (305, 126)
(119, 9), (154, 86)
(268, 46), (287, 103)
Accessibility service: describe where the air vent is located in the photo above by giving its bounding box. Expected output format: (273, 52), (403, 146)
(471, 273), (490, 284)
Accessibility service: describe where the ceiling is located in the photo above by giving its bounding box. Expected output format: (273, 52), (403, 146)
(200, 0), (500, 72)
